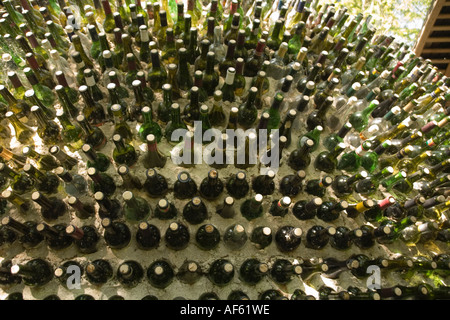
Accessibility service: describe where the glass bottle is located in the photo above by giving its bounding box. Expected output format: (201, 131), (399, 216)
(182, 196), (208, 225)
(35, 222), (73, 250)
(31, 191), (67, 221)
(86, 167), (116, 197)
(240, 194), (264, 220)
(165, 103), (188, 144)
(195, 223), (220, 250)
(202, 51), (220, 96)
(135, 221), (160, 250)
(65, 224), (99, 254)
(223, 224), (247, 250)
(275, 225), (302, 252)
(164, 222), (190, 250)
(1, 216), (43, 248)
(30, 106), (61, 145)
(85, 259), (113, 285)
(177, 260), (202, 285)
(239, 258), (269, 285)
(208, 259), (234, 286)
(23, 163), (60, 195)
(122, 190), (151, 222)
(147, 49), (167, 90)
(101, 218), (131, 250)
(270, 259), (302, 285)
(138, 107), (162, 143)
(143, 168), (169, 198)
(10, 258), (53, 287)
(4, 111), (35, 145)
(111, 134), (138, 167)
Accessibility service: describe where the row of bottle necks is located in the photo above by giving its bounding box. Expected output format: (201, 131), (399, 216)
(1, 212), (448, 257)
(5, 283), (450, 301)
(2, 251), (449, 294)
(1, 162), (449, 238)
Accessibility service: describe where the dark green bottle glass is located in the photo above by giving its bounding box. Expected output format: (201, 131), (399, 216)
(195, 223), (220, 250)
(86, 167), (116, 197)
(101, 218), (131, 250)
(270, 259), (302, 285)
(183, 196), (208, 224)
(112, 134), (138, 167)
(65, 224), (99, 254)
(143, 168), (169, 198)
(239, 258), (269, 285)
(85, 259), (113, 285)
(208, 259), (234, 286)
(136, 221), (161, 250)
(240, 194), (264, 220)
(117, 260), (144, 288)
(164, 222), (190, 250)
(10, 258), (53, 287)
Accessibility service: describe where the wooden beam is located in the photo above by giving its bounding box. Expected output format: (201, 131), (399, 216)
(424, 37), (450, 42)
(436, 13), (450, 18)
(429, 58), (450, 64)
(431, 25), (450, 30)
(422, 48), (450, 53)
(415, 0), (447, 55)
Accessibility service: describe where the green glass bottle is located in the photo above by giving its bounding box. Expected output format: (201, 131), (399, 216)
(1, 216), (43, 248)
(35, 222), (73, 250)
(101, 218), (131, 250)
(240, 194), (264, 220)
(122, 191), (151, 222)
(142, 134), (167, 169)
(55, 85), (79, 120)
(24, 68), (55, 109)
(147, 49), (167, 90)
(239, 258), (269, 285)
(138, 106), (162, 143)
(82, 144), (110, 172)
(79, 85), (108, 126)
(298, 125), (323, 152)
(24, 88), (55, 121)
(135, 221), (160, 250)
(76, 114), (107, 150)
(183, 86), (201, 125)
(87, 167), (116, 197)
(21, 146), (57, 172)
(117, 260), (144, 288)
(147, 259), (175, 289)
(23, 163), (60, 195)
(65, 224), (99, 254)
(237, 86), (258, 129)
(263, 92), (283, 131)
(270, 259), (302, 284)
(143, 168), (169, 198)
(201, 51), (219, 97)
(314, 142), (347, 173)
(288, 138), (315, 171)
(112, 134), (138, 167)
(0, 164), (34, 195)
(292, 197), (322, 221)
(165, 222), (190, 250)
(209, 90), (227, 126)
(101, 0), (115, 33)
(31, 191), (67, 220)
(4, 111), (35, 145)
(348, 100), (380, 132)
(165, 103), (188, 144)
(208, 259), (234, 286)
(30, 106), (61, 145)
(10, 258), (53, 287)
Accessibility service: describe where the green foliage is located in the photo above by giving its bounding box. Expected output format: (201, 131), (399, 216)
(331, 0), (433, 45)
